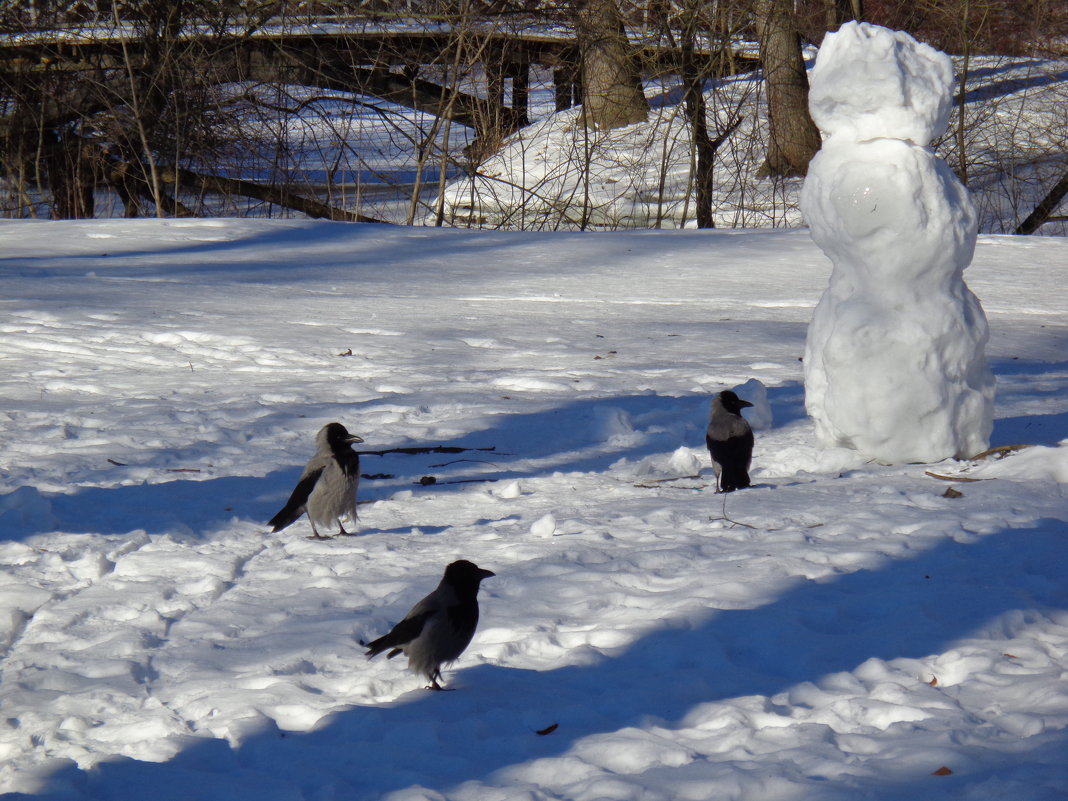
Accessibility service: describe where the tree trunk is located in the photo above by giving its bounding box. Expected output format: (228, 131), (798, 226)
(683, 67), (715, 227)
(157, 165), (386, 223)
(553, 64), (581, 111)
(1015, 167), (1068, 234)
(826, 0), (863, 28)
(573, 0), (649, 130)
(753, 0), (822, 177)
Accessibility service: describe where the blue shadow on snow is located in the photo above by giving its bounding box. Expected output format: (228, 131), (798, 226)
(0, 385), (807, 542)
(7, 515), (1067, 800)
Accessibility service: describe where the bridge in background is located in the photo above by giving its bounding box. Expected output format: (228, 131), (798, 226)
(0, 20), (758, 141)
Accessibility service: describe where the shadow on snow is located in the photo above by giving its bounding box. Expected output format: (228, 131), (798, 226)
(0, 385), (807, 542)
(11, 516), (1067, 800)
(3, 378), (1066, 797)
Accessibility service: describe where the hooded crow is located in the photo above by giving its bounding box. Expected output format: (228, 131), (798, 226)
(365, 560), (495, 690)
(706, 390), (754, 492)
(268, 422), (364, 538)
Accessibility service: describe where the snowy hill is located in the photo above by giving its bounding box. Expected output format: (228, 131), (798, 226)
(0, 219), (1066, 800)
(434, 55), (1068, 235)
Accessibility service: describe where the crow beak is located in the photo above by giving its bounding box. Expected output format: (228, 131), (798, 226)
(739, 400), (754, 408)
(479, 568), (496, 579)
(347, 434), (365, 444)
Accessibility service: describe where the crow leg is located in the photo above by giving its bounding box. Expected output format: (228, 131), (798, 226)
(426, 670), (452, 691)
(307, 521), (332, 540)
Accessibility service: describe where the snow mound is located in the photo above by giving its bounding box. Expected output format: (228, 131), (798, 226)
(643, 445), (704, 478)
(434, 97), (804, 230)
(0, 486), (57, 534)
(733, 378), (773, 431)
(966, 443), (1068, 483)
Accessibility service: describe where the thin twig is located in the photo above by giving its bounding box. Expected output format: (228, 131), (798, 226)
(633, 482), (706, 490)
(414, 477), (499, 486)
(925, 471), (990, 482)
(357, 445), (499, 457)
(429, 458), (501, 468)
(969, 444), (1032, 460)
(707, 490), (823, 532)
(635, 474), (703, 484)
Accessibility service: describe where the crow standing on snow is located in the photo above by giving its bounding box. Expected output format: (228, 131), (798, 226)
(268, 422), (364, 538)
(706, 390), (754, 492)
(364, 560), (495, 690)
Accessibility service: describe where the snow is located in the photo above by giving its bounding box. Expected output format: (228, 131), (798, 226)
(0, 218), (1065, 800)
(806, 23), (954, 147)
(800, 23), (995, 464)
(733, 378), (772, 431)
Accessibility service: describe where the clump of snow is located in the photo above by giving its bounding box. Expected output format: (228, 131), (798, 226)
(591, 405), (639, 445)
(630, 445), (704, 480)
(801, 22), (996, 464)
(530, 512), (557, 537)
(966, 443), (1068, 483)
(667, 445), (704, 476)
(0, 486), (57, 532)
(493, 480), (523, 499)
(733, 378), (773, 431)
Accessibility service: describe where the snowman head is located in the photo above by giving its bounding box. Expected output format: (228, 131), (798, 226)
(808, 22), (955, 146)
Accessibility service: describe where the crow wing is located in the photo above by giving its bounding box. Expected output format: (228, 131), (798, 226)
(365, 609), (436, 659)
(268, 466), (324, 531)
(706, 430), (753, 490)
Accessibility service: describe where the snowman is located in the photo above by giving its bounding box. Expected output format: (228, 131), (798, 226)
(800, 22), (995, 464)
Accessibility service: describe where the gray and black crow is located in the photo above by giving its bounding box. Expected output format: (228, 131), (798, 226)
(268, 422), (364, 538)
(706, 390), (754, 492)
(364, 560), (495, 690)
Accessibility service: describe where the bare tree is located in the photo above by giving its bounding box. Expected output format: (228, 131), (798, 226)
(4, 0), (1063, 232)
(672, 0), (746, 226)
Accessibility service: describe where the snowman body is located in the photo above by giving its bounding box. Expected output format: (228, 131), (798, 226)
(800, 22), (995, 463)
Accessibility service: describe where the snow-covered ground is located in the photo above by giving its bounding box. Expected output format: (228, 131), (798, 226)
(0, 218), (1066, 800)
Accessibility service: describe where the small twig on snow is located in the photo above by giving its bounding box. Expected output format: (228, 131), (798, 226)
(924, 472), (990, 482)
(414, 476), (499, 486)
(429, 458), (501, 468)
(356, 445), (500, 457)
(969, 444), (1032, 461)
